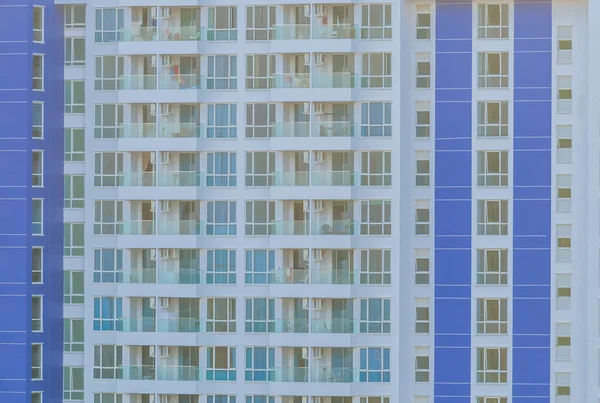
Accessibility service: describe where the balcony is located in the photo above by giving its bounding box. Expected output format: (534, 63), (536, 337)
(160, 122), (204, 138)
(271, 367), (309, 382)
(157, 317), (203, 333)
(159, 26), (204, 41)
(270, 220), (356, 236)
(118, 74), (204, 90)
(311, 318), (357, 334)
(272, 24), (311, 40)
(119, 75), (157, 90)
(158, 171), (204, 187)
(119, 317), (156, 332)
(119, 123), (157, 138)
(158, 220), (204, 235)
(122, 220), (155, 235)
(121, 365), (155, 380)
(158, 268), (205, 284)
(312, 24), (358, 39)
(119, 27), (158, 42)
(157, 365), (202, 381)
(310, 366), (358, 383)
(119, 268), (156, 284)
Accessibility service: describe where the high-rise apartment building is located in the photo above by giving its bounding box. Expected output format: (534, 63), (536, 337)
(1, 0), (596, 402)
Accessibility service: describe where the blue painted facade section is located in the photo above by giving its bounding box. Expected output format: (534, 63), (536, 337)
(0, 2), (63, 402)
(513, 1), (552, 402)
(434, 1), (471, 401)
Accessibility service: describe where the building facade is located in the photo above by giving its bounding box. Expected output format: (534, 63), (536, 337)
(3, 0), (594, 401)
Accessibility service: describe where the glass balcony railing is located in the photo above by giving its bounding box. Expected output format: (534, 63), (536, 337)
(159, 74), (203, 90)
(312, 121), (358, 137)
(157, 317), (202, 333)
(158, 171), (203, 187)
(118, 268), (156, 284)
(119, 317), (156, 332)
(118, 75), (157, 90)
(270, 221), (311, 235)
(120, 365), (156, 380)
(120, 172), (156, 187)
(312, 72), (357, 89)
(311, 269), (357, 285)
(158, 269), (205, 285)
(311, 318), (358, 334)
(311, 171), (357, 186)
(157, 366), (202, 381)
(119, 123), (157, 138)
(122, 220), (155, 235)
(272, 171), (310, 186)
(273, 122), (310, 138)
(159, 26), (204, 41)
(312, 220), (356, 235)
(312, 24), (358, 39)
(272, 24), (311, 40)
(274, 318), (309, 333)
(270, 367), (309, 382)
(268, 268), (309, 284)
(159, 123), (204, 138)
(270, 73), (311, 89)
(118, 27), (157, 42)
(158, 220), (204, 235)
(310, 367), (358, 383)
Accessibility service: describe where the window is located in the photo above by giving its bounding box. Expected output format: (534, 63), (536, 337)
(477, 151), (508, 186)
(64, 318), (84, 352)
(557, 27), (573, 64)
(63, 366), (84, 400)
(93, 297), (122, 331)
(206, 249), (236, 285)
(32, 344), (42, 380)
(415, 151), (430, 186)
(361, 200), (391, 235)
(246, 6), (275, 40)
(207, 103), (237, 137)
(245, 201), (275, 236)
(64, 223), (84, 256)
(64, 270), (84, 304)
(32, 199), (43, 235)
(245, 152), (275, 186)
(478, 52), (509, 88)
(477, 101), (509, 137)
(556, 323), (571, 360)
(94, 152), (124, 187)
(360, 249), (391, 285)
(65, 128), (85, 162)
(556, 373), (571, 400)
(207, 56), (237, 90)
(246, 249), (275, 285)
(246, 54), (275, 89)
(245, 298), (275, 332)
(65, 37), (85, 66)
(477, 249), (508, 285)
(361, 151), (391, 186)
(477, 299), (507, 334)
(476, 347), (507, 383)
(246, 103), (276, 138)
(557, 174), (572, 212)
(416, 102), (430, 139)
(360, 398), (390, 403)
(246, 397), (274, 403)
(557, 224), (571, 261)
(207, 6), (237, 41)
(416, 5), (430, 40)
(478, 4), (509, 39)
(360, 298), (390, 334)
(94, 8), (124, 43)
(65, 5), (86, 29)
(361, 102), (391, 137)
(207, 152), (237, 186)
(65, 80), (85, 114)
(64, 175), (84, 208)
(33, 6), (44, 42)
(207, 201), (236, 235)
(477, 200), (508, 235)
(415, 298), (429, 333)
(93, 345), (122, 379)
(208, 396), (236, 403)
(94, 200), (123, 235)
(94, 104), (124, 138)
(206, 346), (236, 381)
(32, 392), (42, 403)
(362, 53), (392, 88)
(32, 150), (43, 187)
(359, 347), (390, 383)
(361, 4), (392, 39)
(33, 54), (43, 90)
(206, 298), (236, 332)
(556, 125), (572, 162)
(556, 274), (571, 310)
(415, 347), (429, 382)
(416, 53), (430, 89)
(245, 347), (274, 381)
(94, 394), (123, 403)
(557, 76), (572, 113)
(477, 399), (507, 403)
(415, 249), (429, 285)
(32, 295), (42, 331)
(93, 249), (122, 283)
(94, 57), (124, 91)
(32, 102), (43, 138)
(32, 247), (42, 283)
(415, 200), (430, 236)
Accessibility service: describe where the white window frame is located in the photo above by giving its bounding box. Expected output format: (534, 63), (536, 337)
(414, 347), (429, 383)
(31, 343), (43, 380)
(415, 101), (430, 139)
(361, 151), (392, 187)
(360, 249), (391, 285)
(359, 347), (390, 383)
(93, 296), (121, 331)
(207, 6), (238, 41)
(206, 249), (236, 285)
(477, 200), (508, 235)
(94, 104), (124, 138)
(245, 152), (275, 186)
(476, 347), (508, 383)
(557, 26), (573, 64)
(415, 298), (429, 334)
(64, 270), (84, 304)
(94, 56), (124, 91)
(32, 101), (43, 139)
(64, 366), (84, 400)
(478, 52), (509, 88)
(476, 398), (508, 403)
(245, 347), (275, 381)
(206, 297), (236, 332)
(415, 249), (429, 285)
(65, 5), (86, 29)
(65, 128), (85, 162)
(245, 200), (275, 236)
(415, 151), (430, 187)
(361, 4), (392, 39)
(94, 8), (124, 43)
(206, 346), (236, 381)
(416, 53), (430, 89)
(245, 249), (276, 285)
(246, 5), (275, 41)
(32, 295), (42, 332)
(33, 54), (44, 90)
(360, 397), (390, 403)
(557, 174), (572, 213)
(32, 247), (43, 283)
(556, 323), (571, 360)
(94, 152), (124, 187)
(477, 4), (509, 39)
(360, 298), (391, 334)
(556, 224), (571, 261)
(93, 248), (123, 284)
(477, 298), (508, 334)
(207, 103), (237, 138)
(415, 200), (430, 236)
(32, 150), (43, 187)
(32, 198), (43, 235)
(65, 37), (85, 67)
(416, 5), (431, 40)
(244, 298), (275, 333)
(246, 54), (275, 90)
(361, 200), (391, 235)
(65, 80), (85, 114)
(477, 101), (509, 137)
(64, 174), (84, 209)
(557, 76), (572, 113)
(556, 372), (571, 400)
(94, 201), (123, 235)
(207, 55), (237, 90)
(361, 53), (392, 88)
(93, 393), (123, 403)
(477, 150), (509, 187)
(477, 249), (508, 285)
(64, 318), (84, 352)
(64, 223), (84, 257)
(556, 273), (571, 310)
(556, 125), (572, 163)
(361, 102), (392, 137)
(32, 392), (43, 403)
(246, 103), (276, 138)
(93, 345), (122, 379)
(207, 396), (235, 403)
(206, 152), (237, 187)
(33, 6), (44, 42)
(206, 201), (237, 236)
